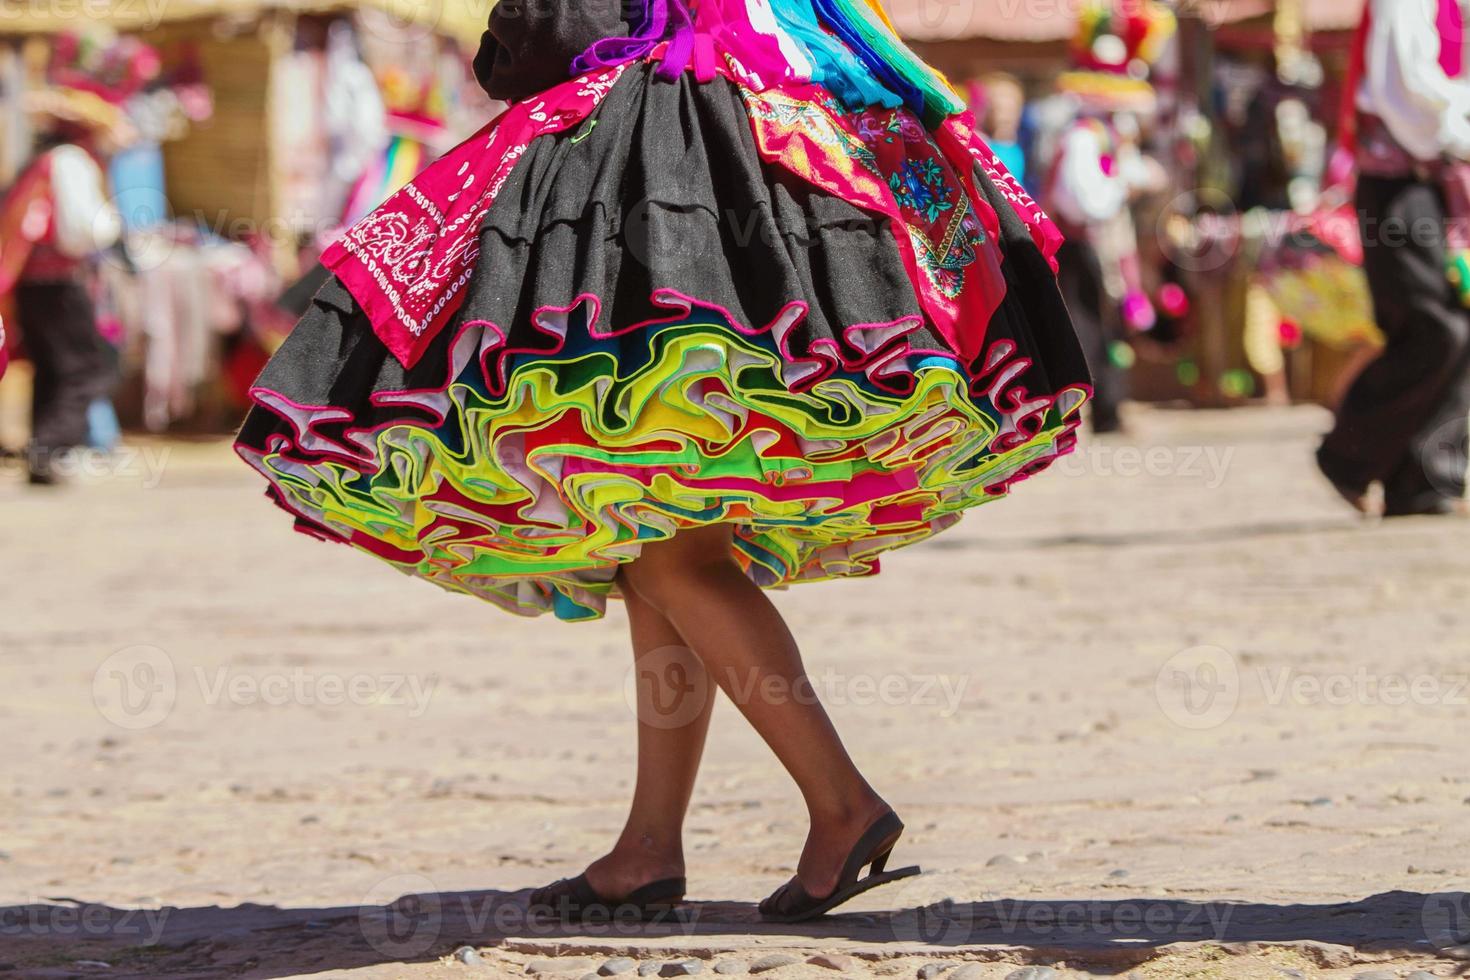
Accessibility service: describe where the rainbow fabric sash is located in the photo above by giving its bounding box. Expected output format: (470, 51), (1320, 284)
(570, 0), (963, 124)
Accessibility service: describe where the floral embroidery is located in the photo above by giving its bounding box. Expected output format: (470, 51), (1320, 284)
(738, 80), (1007, 360)
(890, 159), (953, 223)
(324, 64), (629, 368)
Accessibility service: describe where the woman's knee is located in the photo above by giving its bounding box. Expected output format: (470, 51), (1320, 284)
(623, 528), (741, 613)
(620, 560), (670, 612)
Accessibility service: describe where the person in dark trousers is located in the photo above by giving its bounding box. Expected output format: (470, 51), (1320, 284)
(1055, 237), (1125, 433)
(16, 278), (111, 483)
(1319, 0), (1470, 517)
(0, 132), (121, 485)
(1039, 2), (1174, 434)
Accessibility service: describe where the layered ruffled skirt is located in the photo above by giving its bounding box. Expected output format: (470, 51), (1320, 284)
(236, 61), (1091, 620)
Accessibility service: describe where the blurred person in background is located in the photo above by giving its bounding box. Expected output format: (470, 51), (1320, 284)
(1045, 113), (1134, 434)
(0, 114), (122, 485)
(973, 72), (1028, 186)
(1317, 0), (1470, 517)
(1039, 0), (1175, 433)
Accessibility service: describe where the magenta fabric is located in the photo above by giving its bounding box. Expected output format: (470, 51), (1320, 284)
(321, 65), (629, 368)
(1439, 0), (1464, 77)
(572, 0), (696, 81)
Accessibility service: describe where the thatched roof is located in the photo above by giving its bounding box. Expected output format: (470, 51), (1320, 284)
(0, 0), (489, 47)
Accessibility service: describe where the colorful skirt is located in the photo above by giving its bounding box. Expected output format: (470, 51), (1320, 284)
(235, 60), (1091, 621)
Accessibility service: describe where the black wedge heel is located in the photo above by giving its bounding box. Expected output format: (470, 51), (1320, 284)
(758, 810), (922, 923)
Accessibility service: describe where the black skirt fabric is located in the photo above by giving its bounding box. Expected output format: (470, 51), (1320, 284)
(474, 0), (636, 102)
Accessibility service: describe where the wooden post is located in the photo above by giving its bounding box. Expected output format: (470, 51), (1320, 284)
(262, 7), (298, 279)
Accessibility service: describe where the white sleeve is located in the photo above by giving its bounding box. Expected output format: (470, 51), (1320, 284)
(1361, 0), (1470, 161)
(1050, 127), (1128, 227)
(48, 145), (123, 259)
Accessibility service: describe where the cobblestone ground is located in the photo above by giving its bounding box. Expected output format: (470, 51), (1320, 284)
(1, 405), (1468, 979)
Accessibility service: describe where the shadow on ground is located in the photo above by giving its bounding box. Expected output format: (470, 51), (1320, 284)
(2, 889), (1466, 978)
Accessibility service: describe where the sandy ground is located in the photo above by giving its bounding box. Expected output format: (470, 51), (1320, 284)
(2, 403), (1469, 980)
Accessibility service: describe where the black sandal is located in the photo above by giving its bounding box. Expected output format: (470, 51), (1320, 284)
(528, 873), (687, 923)
(758, 810), (921, 923)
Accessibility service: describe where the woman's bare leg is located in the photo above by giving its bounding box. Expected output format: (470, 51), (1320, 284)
(582, 571), (715, 900)
(620, 524), (889, 899)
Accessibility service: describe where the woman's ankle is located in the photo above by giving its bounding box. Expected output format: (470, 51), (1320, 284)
(585, 841), (685, 900)
(807, 787), (890, 832)
(610, 826), (686, 872)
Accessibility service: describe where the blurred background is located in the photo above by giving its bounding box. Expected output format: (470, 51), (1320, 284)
(0, 0), (1379, 446)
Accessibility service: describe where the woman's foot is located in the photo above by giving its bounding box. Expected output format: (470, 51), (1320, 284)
(791, 793), (893, 900)
(529, 844), (687, 922)
(581, 844), (686, 903)
(759, 802), (922, 922)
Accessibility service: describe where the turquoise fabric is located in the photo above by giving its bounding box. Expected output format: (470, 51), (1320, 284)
(766, 0), (902, 109)
(807, 0), (965, 124)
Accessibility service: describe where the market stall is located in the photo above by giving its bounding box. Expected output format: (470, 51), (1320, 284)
(1195, 0), (1377, 408)
(0, 0), (492, 434)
